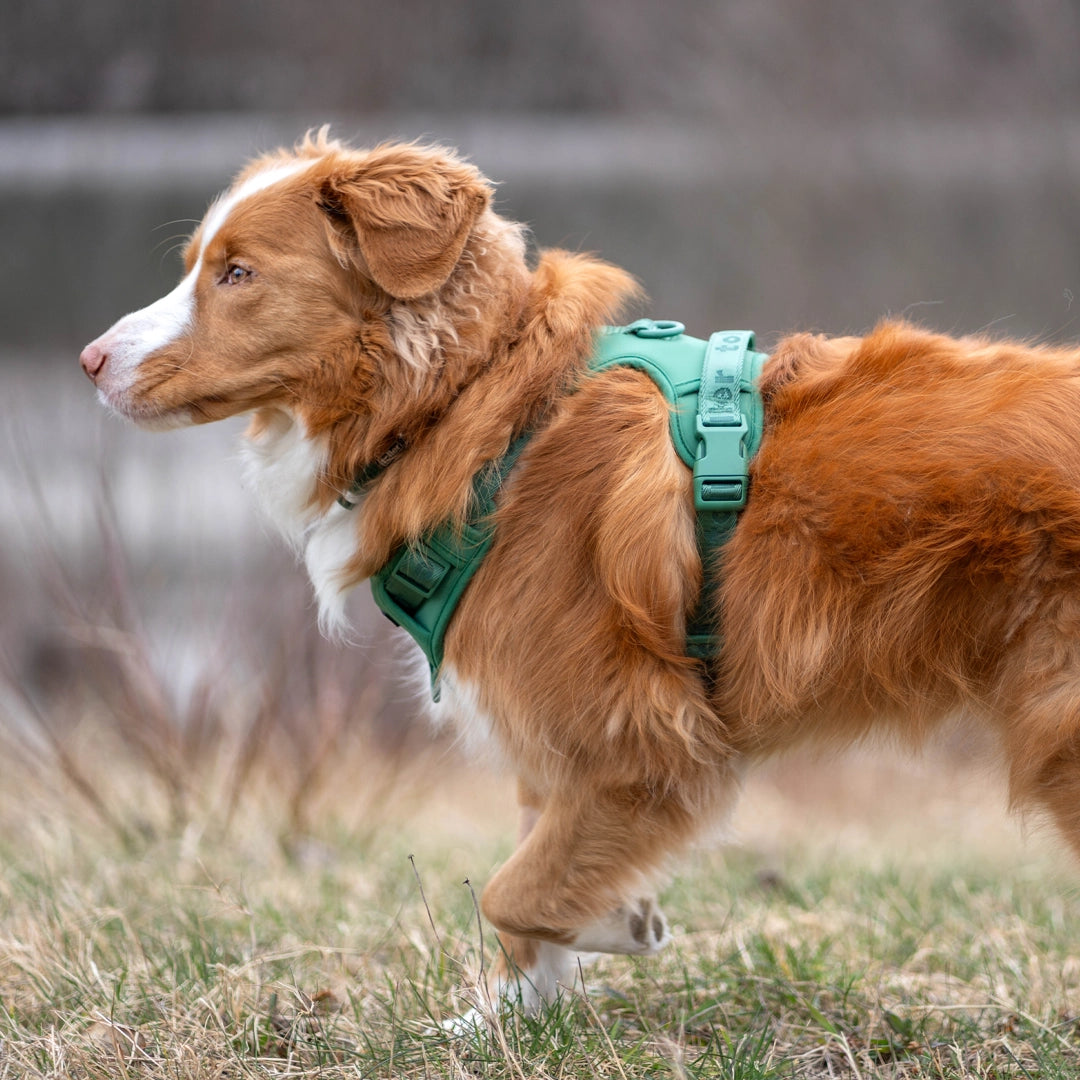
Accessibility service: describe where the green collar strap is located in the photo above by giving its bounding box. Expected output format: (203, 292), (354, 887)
(337, 436), (408, 509)
(349, 320), (766, 694)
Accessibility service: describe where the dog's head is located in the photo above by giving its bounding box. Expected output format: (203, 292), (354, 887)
(79, 133), (524, 434)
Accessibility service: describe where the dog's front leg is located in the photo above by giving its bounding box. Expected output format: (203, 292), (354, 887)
(488, 779), (584, 1013)
(480, 777), (692, 976)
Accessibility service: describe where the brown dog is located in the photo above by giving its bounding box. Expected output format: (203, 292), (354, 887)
(80, 131), (1080, 1011)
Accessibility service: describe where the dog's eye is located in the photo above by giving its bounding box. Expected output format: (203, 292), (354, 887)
(222, 264), (252, 285)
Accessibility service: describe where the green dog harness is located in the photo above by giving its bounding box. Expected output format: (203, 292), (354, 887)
(345, 320), (767, 696)
(591, 320), (768, 660)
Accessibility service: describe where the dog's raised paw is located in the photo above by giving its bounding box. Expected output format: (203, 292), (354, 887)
(569, 896), (671, 956)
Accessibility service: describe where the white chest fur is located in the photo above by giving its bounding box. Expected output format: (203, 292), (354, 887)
(240, 412), (358, 635)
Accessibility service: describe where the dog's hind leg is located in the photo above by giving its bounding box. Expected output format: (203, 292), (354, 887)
(1007, 720), (1080, 860)
(997, 604), (1080, 859)
(1024, 744), (1080, 857)
(480, 773), (716, 960)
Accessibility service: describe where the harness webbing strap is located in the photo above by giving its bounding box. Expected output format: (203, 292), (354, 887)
(369, 433), (531, 700)
(694, 330), (758, 512)
(686, 510), (738, 660)
(700, 331), (752, 426)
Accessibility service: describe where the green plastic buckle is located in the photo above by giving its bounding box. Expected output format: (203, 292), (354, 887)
(382, 547), (451, 612)
(693, 415), (748, 511)
(693, 331), (754, 513)
(380, 523), (487, 616)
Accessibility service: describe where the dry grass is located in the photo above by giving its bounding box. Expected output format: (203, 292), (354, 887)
(3, 688), (1079, 1078)
(3, 399), (1080, 1076)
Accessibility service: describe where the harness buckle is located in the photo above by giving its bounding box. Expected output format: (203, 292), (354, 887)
(381, 547), (451, 612)
(693, 414), (749, 511)
(693, 330), (755, 512)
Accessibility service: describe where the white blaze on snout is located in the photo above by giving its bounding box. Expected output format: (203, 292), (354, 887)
(100, 273), (198, 387)
(90, 159), (315, 409)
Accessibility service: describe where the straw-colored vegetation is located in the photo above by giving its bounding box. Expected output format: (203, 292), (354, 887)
(3, 486), (1080, 1078)
(2, 722), (1080, 1079)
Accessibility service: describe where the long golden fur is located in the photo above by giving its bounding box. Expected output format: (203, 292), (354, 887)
(81, 133), (1080, 1005)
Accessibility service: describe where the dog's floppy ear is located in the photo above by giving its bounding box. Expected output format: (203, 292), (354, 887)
(319, 145), (491, 299)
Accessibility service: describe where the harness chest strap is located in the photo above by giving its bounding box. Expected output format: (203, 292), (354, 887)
(368, 433), (530, 701)
(347, 321), (767, 695)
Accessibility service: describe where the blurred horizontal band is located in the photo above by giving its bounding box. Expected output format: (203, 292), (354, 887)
(4, 113), (1080, 193)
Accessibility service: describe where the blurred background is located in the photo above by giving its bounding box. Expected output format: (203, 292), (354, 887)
(3, 0), (1080, 842)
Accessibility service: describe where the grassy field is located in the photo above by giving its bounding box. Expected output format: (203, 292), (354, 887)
(1, 720), (1079, 1080)
(4, 394), (1080, 1078)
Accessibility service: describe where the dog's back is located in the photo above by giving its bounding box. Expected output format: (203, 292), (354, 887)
(724, 324), (1080, 789)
